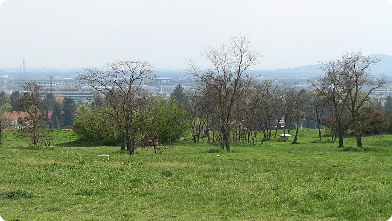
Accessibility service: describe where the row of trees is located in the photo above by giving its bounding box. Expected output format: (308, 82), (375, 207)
(3, 36), (386, 152)
(172, 37), (385, 150)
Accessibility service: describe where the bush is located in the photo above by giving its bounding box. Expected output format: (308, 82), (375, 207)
(73, 105), (121, 145)
(149, 98), (190, 143)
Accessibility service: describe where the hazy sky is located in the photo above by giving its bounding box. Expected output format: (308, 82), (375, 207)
(0, 0), (392, 70)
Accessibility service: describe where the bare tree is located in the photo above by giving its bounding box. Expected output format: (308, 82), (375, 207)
(284, 88), (307, 144)
(184, 86), (211, 142)
(242, 80), (276, 142)
(339, 52), (385, 147)
(78, 61), (155, 155)
(302, 89), (329, 140)
(189, 36), (260, 151)
(13, 82), (51, 146)
(312, 65), (347, 147)
(313, 52), (385, 147)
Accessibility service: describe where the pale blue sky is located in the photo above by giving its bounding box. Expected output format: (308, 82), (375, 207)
(0, 0), (391, 70)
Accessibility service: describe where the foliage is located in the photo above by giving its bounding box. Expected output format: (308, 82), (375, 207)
(51, 101), (62, 129)
(0, 115), (13, 145)
(353, 106), (388, 135)
(73, 105), (121, 145)
(170, 84), (187, 105)
(147, 97), (189, 143)
(43, 93), (56, 111)
(383, 111), (392, 133)
(12, 82), (51, 146)
(312, 52), (384, 147)
(10, 91), (22, 111)
(385, 96), (392, 111)
(0, 115), (14, 128)
(62, 97), (76, 127)
(0, 103), (12, 112)
(0, 91), (9, 106)
(78, 60), (155, 155)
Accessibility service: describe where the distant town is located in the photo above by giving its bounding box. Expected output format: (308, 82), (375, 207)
(0, 53), (391, 103)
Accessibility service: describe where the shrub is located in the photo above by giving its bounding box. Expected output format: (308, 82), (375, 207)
(73, 105), (121, 145)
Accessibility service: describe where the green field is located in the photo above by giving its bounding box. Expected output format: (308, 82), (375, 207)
(1, 129), (392, 220)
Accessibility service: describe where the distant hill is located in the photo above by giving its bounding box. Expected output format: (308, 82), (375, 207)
(371, 54), (392, 76)
(1, 54), (390, 80)
(259, 54), (392, 79)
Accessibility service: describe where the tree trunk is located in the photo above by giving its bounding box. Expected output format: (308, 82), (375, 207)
(318, 121), (322, 141)
(121, 132), (126, 150)
(356, 135), (363, 147)
(128, 142), (135, 155)
(221, 124), (231, 151)
(287, 118), (291, 134)
(292, 119), (299, 144)
(125, 129), (135, 155)
(33, 130), (38, 146)
(316, 107), (322, 141)
(223, 131), (230, 151)
(268, 124), (272, 140)
(338, 122), (344, 147)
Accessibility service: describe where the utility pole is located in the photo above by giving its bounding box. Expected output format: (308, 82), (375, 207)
(21, 58), (25, 80)
(50, 76), (53, 93)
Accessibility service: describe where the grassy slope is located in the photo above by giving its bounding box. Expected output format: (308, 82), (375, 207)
(0, 129), (392, 220)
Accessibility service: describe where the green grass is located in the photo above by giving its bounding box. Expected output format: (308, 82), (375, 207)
(1, 129), (392, 220)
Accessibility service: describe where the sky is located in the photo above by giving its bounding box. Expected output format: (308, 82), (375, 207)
(0, 0), (392, 71)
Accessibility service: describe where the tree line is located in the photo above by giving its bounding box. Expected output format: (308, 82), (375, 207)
(176, 37), (386, 150)
(1, 36), (389, 153)
(0, 82), (78, 145)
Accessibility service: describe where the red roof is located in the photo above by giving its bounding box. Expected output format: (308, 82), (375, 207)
(2, 112), (29, 120)
(1, 111), (52, 120)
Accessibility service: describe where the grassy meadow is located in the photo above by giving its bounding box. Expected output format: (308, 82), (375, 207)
(0, 129), (392, 220)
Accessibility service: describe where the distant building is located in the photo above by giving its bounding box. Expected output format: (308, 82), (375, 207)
(370, 86), (392, 99)
(38, 82), (93, 101)
(1, 111), (29, 128)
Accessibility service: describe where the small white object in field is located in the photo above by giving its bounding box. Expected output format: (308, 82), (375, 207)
(0, 215), (5, 221)
(387, 215), (392, 221)
(280, 134), (291, 140)
(217, 155), (220, 157)
(98, 154), (109, 156)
